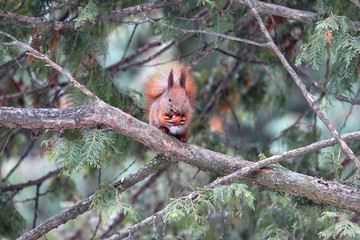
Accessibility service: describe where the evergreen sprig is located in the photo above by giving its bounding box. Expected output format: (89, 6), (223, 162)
(75, 1), (101, 29)
(162, 183), (255, 235)
(296, 15), (360, 94)
(43, 129), (117, 174)
(90, 184), (140, 222)
(318, 212), (360, 239)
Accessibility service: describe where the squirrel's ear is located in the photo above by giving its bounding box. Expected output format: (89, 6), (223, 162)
(168, 69), (174, 89)
(180, 69), (186, 89)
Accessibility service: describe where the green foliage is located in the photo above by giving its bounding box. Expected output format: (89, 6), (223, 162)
(43, 129), (118, 174)
(31, 0), (49, 15)
(263, 223), (296, 240)
(269, 191), (290, 208)
(258, 152), (267, 160)
(162, 183), (255, 235)
(210, 11), (233, 47)
(296, 15), (360, 93)
(197, 0), (216, 8)
(91, 184), (140, 222)
(75, 1), (101, 29)
(0, 195), (26, 240)
(320, 151), (343, 179)
(316, 0), (358, 19)
(318, 212), (360, 239)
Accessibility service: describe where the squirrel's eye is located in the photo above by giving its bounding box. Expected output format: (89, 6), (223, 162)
(168, 98), (172, 102)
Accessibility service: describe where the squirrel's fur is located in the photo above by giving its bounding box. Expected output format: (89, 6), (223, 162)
(144, 63), (196, 142)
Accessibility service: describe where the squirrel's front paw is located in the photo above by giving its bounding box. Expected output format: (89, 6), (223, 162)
(164, 116), (172, 127)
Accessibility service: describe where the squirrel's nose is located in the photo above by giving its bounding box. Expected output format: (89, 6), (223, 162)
(172, 110), (181, 116)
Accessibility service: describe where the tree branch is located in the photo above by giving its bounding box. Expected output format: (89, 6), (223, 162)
(1, 168), (62, 192)
(242, 0), (360, 173)
(237, 0), (322, 23)
(1, 104), (360, 214)
(0, 0), (185, 30)
(140, 8), (269, 48)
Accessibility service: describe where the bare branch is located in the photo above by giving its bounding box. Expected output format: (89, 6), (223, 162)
(237, 0), (321, 23)
(140, 8), (269, 48)
(1, 168), (62, 192)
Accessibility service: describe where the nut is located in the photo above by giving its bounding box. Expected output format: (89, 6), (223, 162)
(171, 115), (182, 126)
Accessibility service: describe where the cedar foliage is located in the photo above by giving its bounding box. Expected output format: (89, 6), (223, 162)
(0, 0), (359, 239)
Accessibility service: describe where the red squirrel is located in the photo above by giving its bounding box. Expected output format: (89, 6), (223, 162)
(144, 63), (196, 142)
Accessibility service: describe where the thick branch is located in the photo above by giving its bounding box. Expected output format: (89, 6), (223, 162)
(1, 104), (360, 215)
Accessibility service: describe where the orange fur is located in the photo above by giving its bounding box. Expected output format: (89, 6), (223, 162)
(144, 62), (197, 141)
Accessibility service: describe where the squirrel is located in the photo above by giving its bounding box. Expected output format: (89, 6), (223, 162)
(144, 63), (196, 142)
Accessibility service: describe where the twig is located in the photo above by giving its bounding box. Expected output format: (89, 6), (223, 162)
(4, 140), (36, 181)
(201, 58), (243, 118)
(0, 129), (16, 157)
(0, 30), (55, 78)
(219, 205), (229, 240)
(90, 214), (102, 240)
(176, 169), (201, 197)
(341, 86), (360, 129)
(291, 62), (360, 105)
(113, 146), (145, 182)
(1, 168), (62, 192)
(263, 107), (312, 151)
(216, 48), (281, 66)
(122, 24), (138, 60)
(33, 184), (41, 228)
(0, 82), (67, 101)
(140, 7), (269, 48)
(13, 54), (55, 107)
(189, 11), (254, 68)
(153, 215), (159, 240)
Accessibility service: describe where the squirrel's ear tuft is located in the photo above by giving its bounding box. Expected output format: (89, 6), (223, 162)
(168, 69), (174, 89)
(180, 68), (186, 89)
